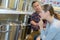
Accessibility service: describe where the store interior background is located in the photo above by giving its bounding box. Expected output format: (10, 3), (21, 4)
(0, 0), (60, 40)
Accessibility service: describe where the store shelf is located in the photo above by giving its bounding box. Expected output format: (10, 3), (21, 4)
(0, 9), (33, 14)
(53, 6), (60, 13)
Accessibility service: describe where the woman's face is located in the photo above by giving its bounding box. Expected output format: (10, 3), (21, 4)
(39, 11), (50, 19)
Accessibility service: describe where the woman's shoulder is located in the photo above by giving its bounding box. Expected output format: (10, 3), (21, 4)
(53, 20), (60, 28)
(51, 18), (60, 28)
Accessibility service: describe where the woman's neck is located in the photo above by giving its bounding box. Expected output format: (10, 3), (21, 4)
(46, 16), (54, 24)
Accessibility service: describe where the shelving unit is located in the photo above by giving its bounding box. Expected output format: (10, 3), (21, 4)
(53, 6), (60, 13)
(0, 9), (33, 14)
(0, 8), (32, 40)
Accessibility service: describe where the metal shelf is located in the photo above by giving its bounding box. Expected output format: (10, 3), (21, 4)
(53, 6), (60, 13)
(0, 9), (33, 14)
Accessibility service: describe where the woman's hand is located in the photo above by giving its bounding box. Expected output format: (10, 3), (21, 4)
(38, 19), (43, 30)
(36, 36), (40, 40)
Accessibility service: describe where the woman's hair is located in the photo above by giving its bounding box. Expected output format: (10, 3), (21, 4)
(43, 4), (54, 16)
(54, 13), (60, 20)
(43, 4), (60, 20)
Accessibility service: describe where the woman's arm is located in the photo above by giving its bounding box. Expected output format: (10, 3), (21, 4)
(39, 19), (46, 40)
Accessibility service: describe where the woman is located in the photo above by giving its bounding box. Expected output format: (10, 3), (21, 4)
(36, 4), (60, 40)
